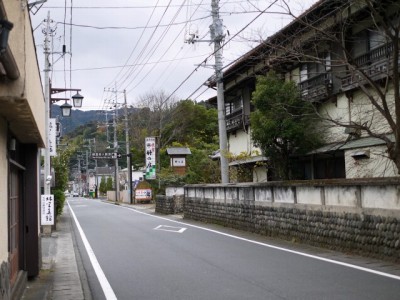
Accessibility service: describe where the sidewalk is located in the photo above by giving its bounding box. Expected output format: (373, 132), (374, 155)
(22, 204), (87, 300)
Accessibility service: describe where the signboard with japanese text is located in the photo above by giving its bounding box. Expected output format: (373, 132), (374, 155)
(172, 157), (186, 167)
(48, 118), (57, 157)
(135, 189), (152, 201)
(145, 137), (156, 179)
(41, 194), (54, 225)
(91, 152), (122, 159)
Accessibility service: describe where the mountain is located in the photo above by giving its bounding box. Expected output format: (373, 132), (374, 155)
(50, 105), (106, 134)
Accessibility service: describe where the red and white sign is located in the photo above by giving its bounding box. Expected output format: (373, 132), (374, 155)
(135, 189), (152, 200)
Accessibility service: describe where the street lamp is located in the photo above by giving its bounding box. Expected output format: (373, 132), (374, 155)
(50, 82), (84, 116)
(60, 100), (73, 117)
(72, 92), (83, 108)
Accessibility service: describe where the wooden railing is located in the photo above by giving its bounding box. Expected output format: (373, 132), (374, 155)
(341, 42), (397, 90)
(299, 72), (333, 102)
(226, 109), (250, 131)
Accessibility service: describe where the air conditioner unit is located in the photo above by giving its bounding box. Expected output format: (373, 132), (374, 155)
(344, 127), (360, 136)
(351, 150), (370, 160)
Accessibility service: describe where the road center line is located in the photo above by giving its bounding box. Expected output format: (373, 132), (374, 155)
(113, 202), (400, 281)
(68, 201), (118, 300)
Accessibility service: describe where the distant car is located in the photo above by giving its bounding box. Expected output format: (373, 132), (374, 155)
(72, 192), (79, 197)
(64, 191), (70, 197)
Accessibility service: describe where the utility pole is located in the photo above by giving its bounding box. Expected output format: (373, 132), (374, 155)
(43, 11), (51, 196)
(77, 156), (82, 195)
(123, 90), (133, 204)
(185, 0), (229, 183)
(211, 0), (229, 183)
(113, 108), (119, 202)
(85, 150), (89, 196)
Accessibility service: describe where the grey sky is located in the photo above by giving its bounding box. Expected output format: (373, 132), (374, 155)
(31, 0), (317, 111)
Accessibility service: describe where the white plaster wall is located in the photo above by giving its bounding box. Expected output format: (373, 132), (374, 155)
(185, 183), (400, 210)
(214, 188), (225, 202)
(273, 187), (295, 203)
(297, 186), (322, 205)
(317, 94), (350, 144)
(228, 127), (262, 157)
(165, 187), (184, 197)
(361, 186), (400, 210)
(225, 187), (238, 200)
(254, 187), (273, 202)
(345, 146), (398, 178)
(324, 186), (358, 207)
(195, 188), (204, 199)
(0, 119), (8, 262)
(253, 166), (268, 183)
(228, 130), (252, 156)
(350, 88), (393, 135)
(317, 88), (394, 146)
(204, 188), (214, 200)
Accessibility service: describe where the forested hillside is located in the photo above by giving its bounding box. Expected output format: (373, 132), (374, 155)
(61, 99), (221, 189)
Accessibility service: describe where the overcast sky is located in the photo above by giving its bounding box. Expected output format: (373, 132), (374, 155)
(30, 0), (317, 111)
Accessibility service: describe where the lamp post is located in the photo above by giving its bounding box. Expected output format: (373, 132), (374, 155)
(44, 82), (84, 194)
(50, 83), (83, 116)
(41, 11), (84, 234)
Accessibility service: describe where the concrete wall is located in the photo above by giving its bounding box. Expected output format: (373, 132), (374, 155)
(0, 0), (45, 146)
(184, 179), (400, 261)
(120, 190), (132, 204)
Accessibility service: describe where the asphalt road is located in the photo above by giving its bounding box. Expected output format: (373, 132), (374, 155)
(68, 198), (400, 300)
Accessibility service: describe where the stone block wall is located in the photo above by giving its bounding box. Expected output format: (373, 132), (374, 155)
(184, 179), (400, 262)
(155, 195), (184, 215)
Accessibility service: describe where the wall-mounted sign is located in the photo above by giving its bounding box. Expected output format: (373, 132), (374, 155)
(145, 137), (156, 179)
(41, 194), (54, 225)
(48, 118), (57, 157)
(172, 157), (186, 167)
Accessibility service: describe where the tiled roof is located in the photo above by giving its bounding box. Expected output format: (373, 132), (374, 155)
(166, 147), (191, 155)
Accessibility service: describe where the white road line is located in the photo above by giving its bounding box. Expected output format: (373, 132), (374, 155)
(112, 202), (400, 282)
(154, 225), (187, 233)
(68, 201), (118, 300)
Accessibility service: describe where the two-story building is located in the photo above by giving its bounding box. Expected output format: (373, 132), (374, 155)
(210, 0), (399, 182)
(0, 1), (45, 299)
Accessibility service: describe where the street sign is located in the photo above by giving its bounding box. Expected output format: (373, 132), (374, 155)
(91, 152), (122, 159)
(41, 194), (54, 225)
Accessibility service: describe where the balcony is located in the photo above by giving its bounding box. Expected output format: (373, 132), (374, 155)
(341, 43), (397, 91)
(226, 109), (250, 132)
(299, 72), (333, 102)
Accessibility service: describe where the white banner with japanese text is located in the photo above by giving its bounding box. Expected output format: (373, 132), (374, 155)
(145, 137), (156, 179)
(48, 118), (57, 157)
(41, 194), (54, 225)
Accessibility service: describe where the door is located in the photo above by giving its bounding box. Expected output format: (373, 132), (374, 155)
(9, 165), (20, 286)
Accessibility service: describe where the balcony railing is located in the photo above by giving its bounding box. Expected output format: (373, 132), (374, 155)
(226, 109), (250, 132)
(299, 72), (333, 102)
(341, 42), (397, 90)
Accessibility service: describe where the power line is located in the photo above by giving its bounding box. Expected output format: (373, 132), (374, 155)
(56, 17), (209, 30)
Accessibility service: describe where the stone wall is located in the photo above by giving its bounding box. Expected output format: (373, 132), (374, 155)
(155, 195), (184, 215)
(184, 179), (400, 262)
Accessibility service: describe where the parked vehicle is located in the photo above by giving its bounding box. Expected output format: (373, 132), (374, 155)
(72, 192), (79, 197)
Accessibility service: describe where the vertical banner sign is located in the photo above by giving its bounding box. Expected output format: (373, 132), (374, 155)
(48, 118), (57, 156)
(41, 194), (54, 225)
(145, 137), (156, 179)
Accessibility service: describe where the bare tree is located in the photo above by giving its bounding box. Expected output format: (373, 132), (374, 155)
(133, 90), (178, 148)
